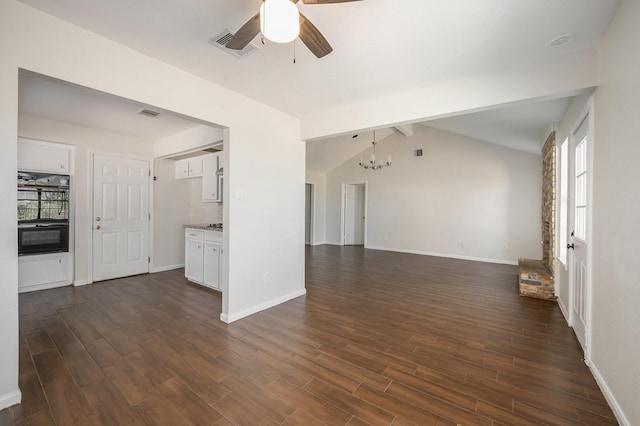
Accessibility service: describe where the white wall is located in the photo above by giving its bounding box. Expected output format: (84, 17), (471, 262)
(0, 59), (21, 410)
(305, 170), (327, 245)
(553, 95), (590, 317)
(18, 114), (154, 284)
(0, 0), (304, 409)
(589, 0), (640, 423)
(152, 158), (191, 272)
(188, 178), (219, 224)
(325, 125), (542, 264)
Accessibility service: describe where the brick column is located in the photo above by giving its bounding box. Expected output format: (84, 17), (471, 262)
(541, 131), (556, 274)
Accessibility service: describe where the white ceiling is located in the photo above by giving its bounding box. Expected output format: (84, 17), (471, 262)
(421, 97), (573, 155)
(16, 0), (618, 162)
(19, 71), (211, 140)
(17, 0), (620, 120)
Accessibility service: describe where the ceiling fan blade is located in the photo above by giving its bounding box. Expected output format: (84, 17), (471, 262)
(226, 12), (260, 50)
(299, 13), (333, 58)
(301, 0), (363, 3)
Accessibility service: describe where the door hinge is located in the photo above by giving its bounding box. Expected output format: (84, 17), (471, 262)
(148, 213), (151, 220)
(148, 256), (151, 263)
(148, 169), (151, 177)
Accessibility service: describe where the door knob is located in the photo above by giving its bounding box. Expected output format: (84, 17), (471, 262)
(567, 243), (574, 250)
(96, 217), (101, 221)
(95, 225), (101, 230)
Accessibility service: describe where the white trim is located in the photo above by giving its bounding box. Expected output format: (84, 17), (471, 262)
(220, 288), (307, 324)
(151, 264), (184, 273)
(589, 360), (631, 426)
(18, 281), (71, 294)
(74, 279), (89, 287)
(365, 245), (518, 265)
(0, 390), (21, 411)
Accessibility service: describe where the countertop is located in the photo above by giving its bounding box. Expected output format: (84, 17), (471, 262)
(184, 224), (223, 231)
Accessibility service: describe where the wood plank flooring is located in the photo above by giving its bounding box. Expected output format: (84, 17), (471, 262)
(2, 245), (617, 425)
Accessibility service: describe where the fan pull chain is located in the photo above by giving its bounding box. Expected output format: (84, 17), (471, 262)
(293, 39), (296, 64)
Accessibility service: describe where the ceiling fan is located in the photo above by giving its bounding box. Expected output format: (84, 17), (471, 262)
(226, 0), (363, 58)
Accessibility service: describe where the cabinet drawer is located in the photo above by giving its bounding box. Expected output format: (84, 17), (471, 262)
(185, 229), (204, 239)
(205, 230), (222, 242)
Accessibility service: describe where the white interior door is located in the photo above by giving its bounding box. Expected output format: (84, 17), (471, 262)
(568, 115), (590, 351)
(93, 154), (150, 282)
(344, 184), (365, 245)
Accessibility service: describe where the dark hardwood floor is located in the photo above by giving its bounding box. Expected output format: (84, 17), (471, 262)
(1, 245), (617, 425)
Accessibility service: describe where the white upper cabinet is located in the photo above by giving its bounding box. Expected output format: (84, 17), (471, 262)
(202, 153), (221, 203)
(18, 138), (71, 173)
(175, 157), (203, 179)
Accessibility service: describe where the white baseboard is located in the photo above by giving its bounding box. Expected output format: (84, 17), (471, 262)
(151, 264), (184, 273)
(0, 389), (21, 411)
(18, 280), (72, 293)
(74, 279), (89, 287)
(324, 241), (343, 246)
(220, 288), (307, 324)
(365, 245), (518, 266)
(557, 296), (570, 325)
(589, 360), (630, 425)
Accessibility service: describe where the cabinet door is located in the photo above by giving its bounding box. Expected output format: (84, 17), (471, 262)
(201, 153), (219, 202)
(185, 238), (204, 283)
(18, 139), (70, 173)
(203, 241), (221, 289)
(175, 159), (189, 179)
(19, 256), (66, 288)
(188, 158), (203, 177)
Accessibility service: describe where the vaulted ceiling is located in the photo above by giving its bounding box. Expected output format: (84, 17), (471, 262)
(16, 0), (619, 163)
(18, 0), (619, 120)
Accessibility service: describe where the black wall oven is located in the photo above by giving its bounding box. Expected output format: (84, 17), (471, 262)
(18, 172), (70, 256)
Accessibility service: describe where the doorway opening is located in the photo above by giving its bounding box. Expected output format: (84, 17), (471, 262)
(305, 183), (314, 245)
(341, 183), (367, 246)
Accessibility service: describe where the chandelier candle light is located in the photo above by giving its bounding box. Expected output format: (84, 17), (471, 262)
(359, 130), (392, 170)
(260, 0), (300, 43)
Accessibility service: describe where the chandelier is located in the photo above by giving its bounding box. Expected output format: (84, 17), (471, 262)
(359, 130), (391, 170)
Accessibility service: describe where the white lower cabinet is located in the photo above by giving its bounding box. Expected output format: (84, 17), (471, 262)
(185, 228), (222, 291)
(203, 241), (221, 289)
(185, 236), (204, 283)
(18, 253), (72, 293)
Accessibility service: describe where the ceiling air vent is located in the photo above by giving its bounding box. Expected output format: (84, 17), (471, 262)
(138, 109), (161, 118)
(209, 28), (259, 58)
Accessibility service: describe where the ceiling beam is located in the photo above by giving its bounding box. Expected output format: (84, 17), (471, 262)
(393, 124), (413, 137)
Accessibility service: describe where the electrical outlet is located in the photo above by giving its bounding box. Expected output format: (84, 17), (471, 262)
(263, 272), (270, 283)
(461, 241), (465, 249)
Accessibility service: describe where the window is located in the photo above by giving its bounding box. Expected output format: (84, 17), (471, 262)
(574, 137), (588, 241)
(17, 189), (69, 221)
(558, 138), (569, 265)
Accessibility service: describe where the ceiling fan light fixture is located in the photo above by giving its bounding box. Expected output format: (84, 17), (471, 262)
(260, 0), (300, 44)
